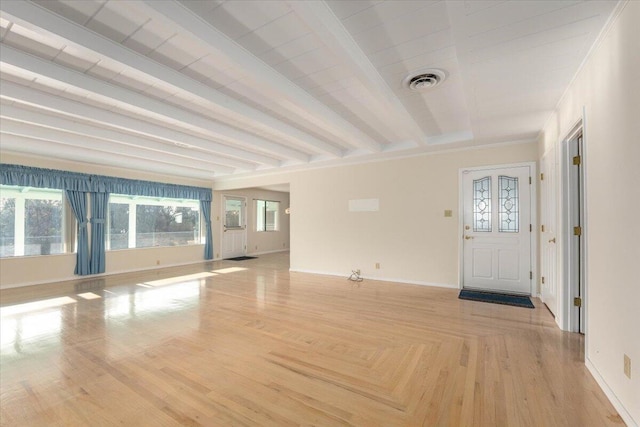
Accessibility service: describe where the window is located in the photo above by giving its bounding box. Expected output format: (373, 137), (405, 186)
(256, 200), (279, 232)
(107, 194), (200, 250)
(108, 203), (129, 250)
(224, 198), (243, 229)
(0, 185), (65, 257)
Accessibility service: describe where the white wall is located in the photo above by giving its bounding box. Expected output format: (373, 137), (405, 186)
(214, 143), (537, 287)
(0, 152), (212, 288)
(214, 143), (537, 285)
(211, 188), (290, 259)
(539, 2), (639, 424)
(289, 143), (538, 285)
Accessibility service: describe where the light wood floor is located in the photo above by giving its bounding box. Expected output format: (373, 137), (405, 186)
(0, 252), (624, 426)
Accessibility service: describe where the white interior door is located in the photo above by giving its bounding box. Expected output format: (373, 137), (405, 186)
(541, 150), (558, 315)
(222, 195), (246, 259)
(462, 165), (532, 294)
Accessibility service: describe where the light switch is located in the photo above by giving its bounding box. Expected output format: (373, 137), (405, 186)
(444, 210), (453, 217)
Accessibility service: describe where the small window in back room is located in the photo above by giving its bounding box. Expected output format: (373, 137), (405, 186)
(256, 200), (279, 232)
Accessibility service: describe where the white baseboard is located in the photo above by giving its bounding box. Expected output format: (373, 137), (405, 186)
(585, 358), (637, 427)
(216, 249), (289, 261)
(288, 268), (458, 289)
(1, 275), (80, 290)
(247, 249), (289, 256)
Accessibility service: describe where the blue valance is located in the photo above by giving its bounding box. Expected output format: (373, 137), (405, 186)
(0, 164), (211, 201)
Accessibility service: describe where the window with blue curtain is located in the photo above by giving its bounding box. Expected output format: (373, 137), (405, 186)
(0, 164), (213, 274)
(107, 194), (201, 250)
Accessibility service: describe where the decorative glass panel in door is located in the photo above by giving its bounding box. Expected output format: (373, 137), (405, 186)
(473, 176), (491, 232)
(498, 176), (519, 232)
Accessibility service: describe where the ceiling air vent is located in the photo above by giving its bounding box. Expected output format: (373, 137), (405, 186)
(403, 69), (446, 92)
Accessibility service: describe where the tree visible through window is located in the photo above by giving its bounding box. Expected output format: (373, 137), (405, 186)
(0, 185), (64, 257)
(25, 199), (63, 255)
(136, 205), (199, 248)
(107, 194), (200, 250)
(0, 197), (15, 257)
(109, 203), (129, 250)
(256, 200), (279, 232)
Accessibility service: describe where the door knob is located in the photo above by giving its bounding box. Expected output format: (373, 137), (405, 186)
(465, 235), (474, 240)
(548, 237), (556, 243)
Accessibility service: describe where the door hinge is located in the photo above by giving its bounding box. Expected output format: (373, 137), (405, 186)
(529, 176), (532, 184)
(529, 224), (532, 232)
(541, 276), (545, 285)
(530, 271), (533, 280)
(540, 173), (544, 181)
(541, 224), (545, 232)
(574, 297), (582, 307)
(573, 155), (581, 166)
(573, 226), (582, 236)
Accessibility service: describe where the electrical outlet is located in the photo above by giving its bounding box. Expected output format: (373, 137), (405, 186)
(156, 260), (160, 265)
(355, 269), (361, 275)
(624, 354), (631, 378)
(375, 262), (380, 269)
(444, 209), (453, 217)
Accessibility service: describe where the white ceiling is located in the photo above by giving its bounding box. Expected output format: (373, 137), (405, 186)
(0, 0), (618, 182)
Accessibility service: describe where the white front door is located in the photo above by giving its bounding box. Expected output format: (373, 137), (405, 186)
(541, 150), (558, 315)
(222, 195), (246, 259)
(462, 165), (532, 294)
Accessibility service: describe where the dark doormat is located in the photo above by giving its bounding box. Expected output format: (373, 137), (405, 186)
(224, 256), (257, 261)
(459, 289), (535, 309)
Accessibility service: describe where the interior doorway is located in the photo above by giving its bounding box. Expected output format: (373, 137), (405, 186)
(562, 128), (585, 333)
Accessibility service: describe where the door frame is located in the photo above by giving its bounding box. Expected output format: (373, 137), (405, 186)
(221, 194), (247, 258)
(458, 162), (538, 295)
(540, 146), (558, 316)
(560, 118), (587, 334)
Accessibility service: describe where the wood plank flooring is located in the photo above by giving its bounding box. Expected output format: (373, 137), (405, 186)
(0, 252), (624, 426)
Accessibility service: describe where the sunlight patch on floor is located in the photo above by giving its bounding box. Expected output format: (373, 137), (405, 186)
(212, 267), (248, 274)
(0, 296), (77, 317)
(140, 272), (217, 287)
(77, 292), (102, 300)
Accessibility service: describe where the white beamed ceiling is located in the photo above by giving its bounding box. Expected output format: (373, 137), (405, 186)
(0, 0), (618, 181)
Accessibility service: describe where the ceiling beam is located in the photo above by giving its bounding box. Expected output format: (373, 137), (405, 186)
(0, 134), (217, 180)
(0, 118), (236, 175)
(286, 0), (427, 147)
(0, 80), (281, 168)
(0, 104), (256, 172)
(140, 0), (382, 153)
(0, 0), (344, 158)
(0, 43), (310, 163)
